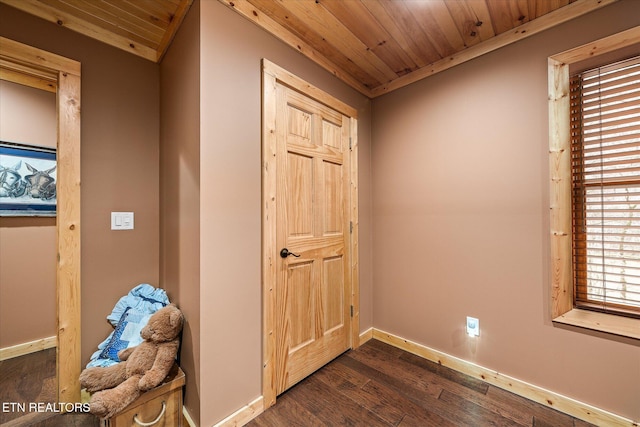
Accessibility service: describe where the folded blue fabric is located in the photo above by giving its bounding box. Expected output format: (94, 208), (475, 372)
(106, 284), (169, 326)
(86, 284), (169, 368)
(97, 308), (152, 362)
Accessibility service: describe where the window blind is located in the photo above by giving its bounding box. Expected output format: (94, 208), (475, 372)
(571, 55), (640, 318)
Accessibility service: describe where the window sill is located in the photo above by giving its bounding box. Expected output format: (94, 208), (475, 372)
(553, 309), (640, 340)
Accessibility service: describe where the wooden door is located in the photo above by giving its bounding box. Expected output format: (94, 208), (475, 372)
(273, 81), (352, 394)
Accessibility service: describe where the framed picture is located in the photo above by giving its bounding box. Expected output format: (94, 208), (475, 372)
(0, 141), (57, 216)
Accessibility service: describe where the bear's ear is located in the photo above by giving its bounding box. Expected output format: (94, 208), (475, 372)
(169, 309), (183, 328)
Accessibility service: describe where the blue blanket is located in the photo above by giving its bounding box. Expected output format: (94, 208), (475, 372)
(86, 284), (169, 368)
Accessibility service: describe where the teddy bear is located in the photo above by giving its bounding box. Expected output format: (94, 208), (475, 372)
(79, 303), (184, 418)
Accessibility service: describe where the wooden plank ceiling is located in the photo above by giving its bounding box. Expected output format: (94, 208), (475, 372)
(224, 0), (618, 97)
(0, 0), (194, 62)
(1, 0), (618, 97)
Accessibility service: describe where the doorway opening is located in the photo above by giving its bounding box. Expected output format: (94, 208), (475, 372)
(0, 36), (82, 403)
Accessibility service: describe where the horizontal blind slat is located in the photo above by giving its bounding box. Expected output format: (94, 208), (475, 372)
(581, 78), (640, 98)
(581, 90), (640, 108)
(581, 139), (640, 155)
(582, 116), (640, 133)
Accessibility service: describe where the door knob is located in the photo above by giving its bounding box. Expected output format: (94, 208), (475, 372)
(280, 248), (301, 258)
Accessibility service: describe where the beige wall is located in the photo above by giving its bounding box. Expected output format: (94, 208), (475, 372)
(0, 81), (56, 348)
(371, 0), (640, 421)
(159, 0), (201, 423)
(0, 4), (161, 364)
(160, 1), (373, 423)
(0, 81), (56, 146)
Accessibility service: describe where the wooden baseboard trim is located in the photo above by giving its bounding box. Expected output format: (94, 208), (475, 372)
(0, 336), (57, 361)
(358, 327), (373, 346)
(214, 396), (263, 427)
(372, 329), (636, 427)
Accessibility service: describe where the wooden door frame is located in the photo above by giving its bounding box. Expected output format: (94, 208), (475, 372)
(0, 37), (81, 403)
(261, 59), (359, 408)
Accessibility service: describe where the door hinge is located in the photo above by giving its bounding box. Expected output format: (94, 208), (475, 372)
(350, 305), (354, 317)
(350, 221), (353, 234)
(349, 137), (352, 150)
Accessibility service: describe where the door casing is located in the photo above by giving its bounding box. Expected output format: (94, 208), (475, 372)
(0, 36), (81, 402)
(261, 59), (359, 408)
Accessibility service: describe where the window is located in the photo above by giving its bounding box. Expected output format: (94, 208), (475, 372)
(570, 55), (640, 318)
(548, 27), (640, 340)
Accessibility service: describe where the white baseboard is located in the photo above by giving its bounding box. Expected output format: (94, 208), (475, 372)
(214, 396), (263, 427)
(0, 336), (57, 361)
(372, 329), (636, 427)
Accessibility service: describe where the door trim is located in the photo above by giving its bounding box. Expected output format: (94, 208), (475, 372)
(261, 59), (359, 408)
(0, 36), (81, 402)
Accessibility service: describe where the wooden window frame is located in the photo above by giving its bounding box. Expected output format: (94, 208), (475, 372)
(548, 26), (640, 340)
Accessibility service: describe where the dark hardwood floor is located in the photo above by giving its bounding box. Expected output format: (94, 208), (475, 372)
(248, 339), (596, 427)
(0, 348), (98, 427)
(1, 340), (598, 426)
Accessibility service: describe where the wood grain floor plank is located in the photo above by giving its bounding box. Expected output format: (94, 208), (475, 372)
(339, 354), (495, 426)
(245, 340), (599, 427)
(0, 349), (97, 427)
(439, 389), (526, 427)
(338, 351), (443, 400)
(315, 370), (405, 425)
(313, 358), (371, 389)
(313, 358), (455, 426)
(347, 340), (491, 400)
(349, 341), (584, 427)
(248, 392), (325, 427)
(0, 348), (57, 425)
(398, 347), (490, 394)
(34, 412), (100, 426)
(359, 378), (457, 426)
(287, 375), (392, 426)
(409, 372), (535, 426)
(574, 418), (600, 427)
(486, 385), (577, 427)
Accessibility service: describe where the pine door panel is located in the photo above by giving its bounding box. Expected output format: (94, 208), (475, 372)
(275, 83), (351, 394)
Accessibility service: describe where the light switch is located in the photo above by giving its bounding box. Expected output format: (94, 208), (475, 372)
(111, 212), (134, 230)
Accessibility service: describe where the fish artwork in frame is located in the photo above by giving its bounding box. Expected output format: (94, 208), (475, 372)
(0, 141), (57, 217)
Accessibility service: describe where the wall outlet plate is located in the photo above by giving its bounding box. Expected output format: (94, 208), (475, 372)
(466, 316), (479, 337)
(111, 212), (134, 230)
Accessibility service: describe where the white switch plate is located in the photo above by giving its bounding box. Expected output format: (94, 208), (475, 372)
(466, 316), (479, 337)
(111, 212), (134, 230)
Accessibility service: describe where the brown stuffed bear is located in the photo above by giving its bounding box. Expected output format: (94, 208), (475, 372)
(79, 303), (184, 418)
